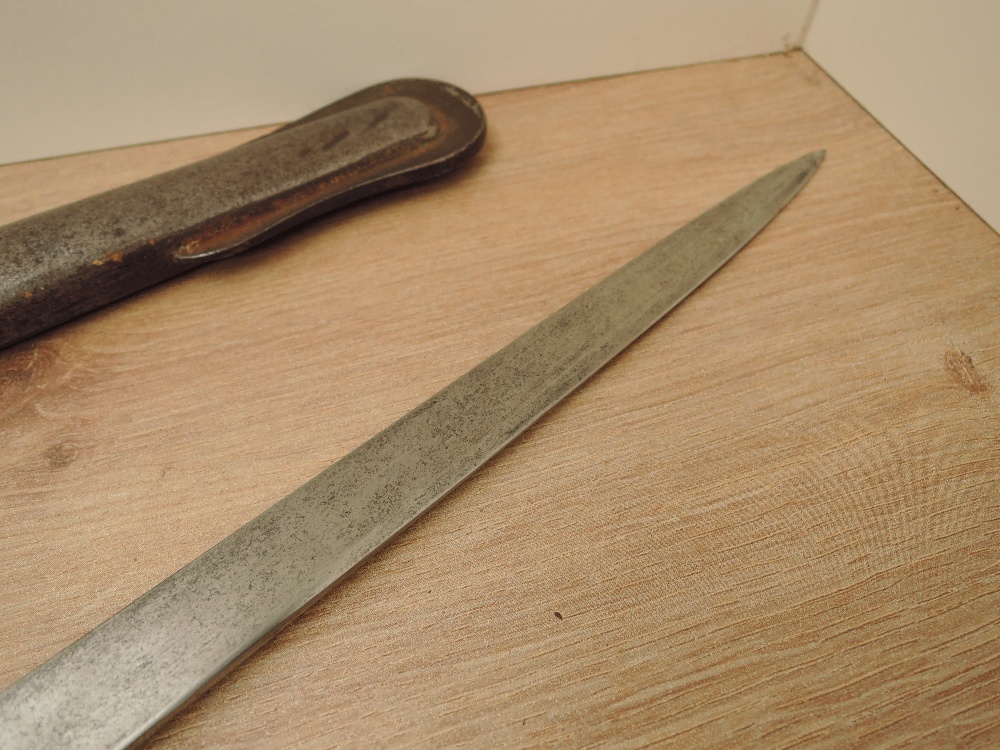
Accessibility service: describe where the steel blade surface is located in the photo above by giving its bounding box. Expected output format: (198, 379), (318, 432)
(0, 151), (824, 749)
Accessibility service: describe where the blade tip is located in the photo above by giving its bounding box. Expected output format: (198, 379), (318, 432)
(807, 149), (827, 167)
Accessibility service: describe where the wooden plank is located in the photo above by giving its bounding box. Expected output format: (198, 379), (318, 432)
(1, 51), (997, 747)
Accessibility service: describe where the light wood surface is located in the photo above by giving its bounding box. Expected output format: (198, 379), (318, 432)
(1, 52), (998, 747)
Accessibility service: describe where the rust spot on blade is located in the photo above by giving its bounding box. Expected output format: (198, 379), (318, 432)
(91, 250), (124, 266)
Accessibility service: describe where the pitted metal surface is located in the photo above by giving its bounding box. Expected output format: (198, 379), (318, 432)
(0, 153), (823, 749)
(0, 79), (486, 350)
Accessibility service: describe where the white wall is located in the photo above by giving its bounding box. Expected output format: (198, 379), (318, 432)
(4, 1), (996, 234)
(805, 1), (999, 232)
(0, 0), (814, 164)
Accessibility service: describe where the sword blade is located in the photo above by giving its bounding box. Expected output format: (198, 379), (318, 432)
(0, 151), (824, 749)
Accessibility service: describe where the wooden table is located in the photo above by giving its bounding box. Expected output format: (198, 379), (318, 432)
(2, 52), (998, 748)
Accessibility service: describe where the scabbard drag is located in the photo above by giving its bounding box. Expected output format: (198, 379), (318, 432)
(0, 79), (486, 350)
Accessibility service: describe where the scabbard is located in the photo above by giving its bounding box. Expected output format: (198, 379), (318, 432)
(0, 79), (486, 350)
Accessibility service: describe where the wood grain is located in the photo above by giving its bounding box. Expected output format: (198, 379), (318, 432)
(1, 52), (998, 748)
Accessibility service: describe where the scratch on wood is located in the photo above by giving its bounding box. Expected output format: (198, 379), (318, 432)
(944, 348), (991, 398)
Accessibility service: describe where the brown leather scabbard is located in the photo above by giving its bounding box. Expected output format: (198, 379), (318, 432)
(0, 79), (486, 350)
